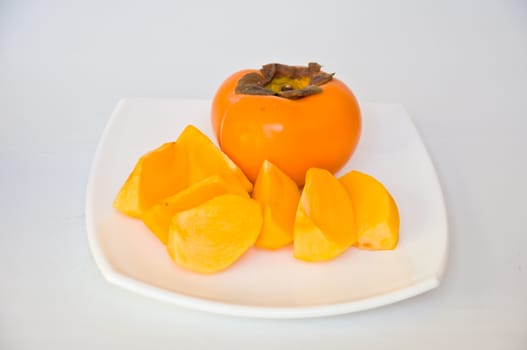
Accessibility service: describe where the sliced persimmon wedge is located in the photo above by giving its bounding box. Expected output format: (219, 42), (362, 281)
(252, 160), (300, 249)
(167, 194), (262, 274)
(142, 175), (249, 245)
(113, 142), (187, 218)
(113, 124), (252, 219)
(177, 125), (253, 193)
(339, 170), (399, 250)
(294, 168), (357, 262)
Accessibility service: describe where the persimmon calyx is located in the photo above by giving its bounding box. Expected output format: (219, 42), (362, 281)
(235, 62), (334, 99)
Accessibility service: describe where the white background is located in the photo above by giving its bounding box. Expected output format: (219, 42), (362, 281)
(1, 0), (526, 349)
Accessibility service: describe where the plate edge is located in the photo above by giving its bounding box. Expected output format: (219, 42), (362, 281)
(396, 104), (450, 283)
(85, 98), (131, 277)
(102, 269), (440, 319)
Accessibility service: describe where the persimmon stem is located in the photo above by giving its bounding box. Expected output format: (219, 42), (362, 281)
(235, 62), (334, 100)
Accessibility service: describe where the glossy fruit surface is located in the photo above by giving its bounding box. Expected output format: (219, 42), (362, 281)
(211, 64), (361, 185)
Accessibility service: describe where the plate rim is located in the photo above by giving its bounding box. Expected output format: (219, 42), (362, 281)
(85, 97), (448, 319)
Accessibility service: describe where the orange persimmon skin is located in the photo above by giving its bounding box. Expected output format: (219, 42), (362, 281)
(211, 69), (254, 141)
(211, 70), (361, 186)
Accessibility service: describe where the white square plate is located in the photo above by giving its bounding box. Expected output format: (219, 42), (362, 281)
(85, 98), (448, 318)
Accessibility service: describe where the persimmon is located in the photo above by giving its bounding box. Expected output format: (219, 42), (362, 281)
(252, 160), (300, 249)
(294, 168), (357, 262)
(177, 125), (253, 193)
(142, 175), (249, 245)
(167, 194), (262, 274)
(113, 142), (187, 218)
(339, 170), (400, 250)
(113, 124), (252, 219)
(211, 62), (361, 186)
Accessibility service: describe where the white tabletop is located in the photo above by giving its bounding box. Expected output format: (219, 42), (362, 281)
(1, 1), (526, 349)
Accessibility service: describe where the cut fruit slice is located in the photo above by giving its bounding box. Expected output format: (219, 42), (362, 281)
(167, 194), (262, 274)
(113, 142), (187, 218)
(177, 125), (253, 192)
(339, 170), (399, 250)
(252, 160), (300, 249)
(294, 168), (357, 262)
(142, 175), (249, 244)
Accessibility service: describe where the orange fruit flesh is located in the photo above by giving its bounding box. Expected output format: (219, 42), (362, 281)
(113, 142), (187, 218)
(142, 175), (249, 244)
(177, 125), (252, 192)
(339, 171), (399, 250)
(294, 168), (357, 262)
(113, 124), (252, 219)
(167, 194), (262, 274)
(113, 122), (400, 273)
(252, 160), (300, 249)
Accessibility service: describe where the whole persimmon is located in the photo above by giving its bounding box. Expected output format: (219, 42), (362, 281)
(211, 62), (361, 186)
